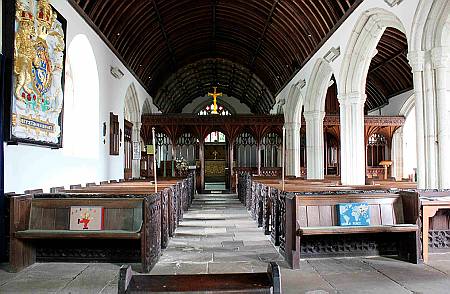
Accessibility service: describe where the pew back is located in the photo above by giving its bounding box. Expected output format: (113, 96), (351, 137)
(27, 198), (142, 232)
(296, 194), (404, 228)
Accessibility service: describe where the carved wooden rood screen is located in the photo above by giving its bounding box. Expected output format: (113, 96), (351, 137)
(140, 114), (405, 191)
(140, 115), (284, 192)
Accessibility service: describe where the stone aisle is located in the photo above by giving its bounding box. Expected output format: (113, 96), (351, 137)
(150, 193), (286, 275)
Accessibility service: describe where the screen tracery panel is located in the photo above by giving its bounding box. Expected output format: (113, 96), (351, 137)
(235, 132), (257, 168)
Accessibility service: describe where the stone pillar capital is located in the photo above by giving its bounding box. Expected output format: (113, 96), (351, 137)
(407, 51), (425, 72)
(303, 110), (325, 122)
(431, 47), (450, 69)
(338, 92), (366, 106)
(284, 122), (301, 130)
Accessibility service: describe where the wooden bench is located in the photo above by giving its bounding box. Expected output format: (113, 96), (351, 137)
(65, 184), (183, 248)
(9, 195), (160, 273)
(289, 193), (419, 268)
(118, 262), (281, 294)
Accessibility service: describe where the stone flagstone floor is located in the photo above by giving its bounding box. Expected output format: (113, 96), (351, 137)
(2, 193), (450, 293)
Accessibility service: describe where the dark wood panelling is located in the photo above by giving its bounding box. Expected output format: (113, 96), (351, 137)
(69, 0), (362, 113)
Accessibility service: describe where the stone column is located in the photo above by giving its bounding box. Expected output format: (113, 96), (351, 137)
(132, 122), (142, 178)
(199, 140), (205, 192)
(408, 51), (427, 188)
(284, 122), (301, 177)
(304, 111), (325, 179)
(432, 47), (450, 188)
(423, 57), (439, 188)
(338, 92), (366, 185)
(391, 127), (404, 181)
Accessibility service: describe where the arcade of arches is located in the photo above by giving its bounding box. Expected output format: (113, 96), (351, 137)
(1, 0), (448, 194)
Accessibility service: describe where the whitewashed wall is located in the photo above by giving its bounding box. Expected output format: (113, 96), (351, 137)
(368, 90), (414, 116)
(3, 0), (158, 193)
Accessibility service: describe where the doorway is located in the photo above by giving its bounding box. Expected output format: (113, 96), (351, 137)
(204, 131), (228, 191)
(124, 120), (133, 180)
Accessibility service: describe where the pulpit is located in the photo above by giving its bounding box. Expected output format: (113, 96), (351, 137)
(379, 160), (393, 180)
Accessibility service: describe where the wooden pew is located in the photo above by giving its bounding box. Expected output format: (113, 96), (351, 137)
(50, 186), (65, 193)
(285, 193), (419, 268)
(118, 262), (282, 294)
(65, 176), (195, 248)
(24, 189), (43, 194)
(9, 194), (161, 273)
(240, 175), (420, 269)
(400, 190), (450, 262)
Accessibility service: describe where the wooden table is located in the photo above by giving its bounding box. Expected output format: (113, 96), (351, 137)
(421, 199), (450, 263)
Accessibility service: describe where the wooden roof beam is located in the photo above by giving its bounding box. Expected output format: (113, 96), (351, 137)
(369, 49), (407, 74)
(152, 0), (177, 72)
(243, 0), (279, 104)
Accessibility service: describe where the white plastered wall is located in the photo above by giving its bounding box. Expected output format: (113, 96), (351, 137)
(3, 0), (158, 193)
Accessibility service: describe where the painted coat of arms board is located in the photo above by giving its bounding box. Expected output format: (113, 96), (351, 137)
(10, 0), (66, 147)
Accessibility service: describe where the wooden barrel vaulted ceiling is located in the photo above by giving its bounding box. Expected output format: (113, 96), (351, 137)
(366, 27), (413, 111)
(69, 0), (411, 114)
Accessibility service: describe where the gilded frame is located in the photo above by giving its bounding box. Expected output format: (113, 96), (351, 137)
(3, 0), (67, 148)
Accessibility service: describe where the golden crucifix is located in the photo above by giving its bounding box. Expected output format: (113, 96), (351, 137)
(208, 87), (222, 114)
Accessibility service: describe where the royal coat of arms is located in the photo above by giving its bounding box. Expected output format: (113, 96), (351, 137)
(10, 0), (66, 147)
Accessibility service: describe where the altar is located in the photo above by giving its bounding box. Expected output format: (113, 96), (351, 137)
(205, 160), (226, 177)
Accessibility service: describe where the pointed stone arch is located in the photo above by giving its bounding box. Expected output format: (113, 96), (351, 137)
(142, 98), (153, 115)
(304, 59), (334, 114)
(283, 83), (304, 177)
(124, 83), (141, 125)
(340, 8), (407, 97)
(338, 8), (407, 185)
(409, 0), (450, 188)
(303, 59), (334, 179)
(124, 83), (142, 178)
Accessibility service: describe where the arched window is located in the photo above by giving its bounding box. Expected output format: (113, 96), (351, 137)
(205, 131), (226, 143)
(64, 34), (99, 158)
(198, 103), (231, 116)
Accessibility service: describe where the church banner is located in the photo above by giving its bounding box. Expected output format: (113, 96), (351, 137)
(7, 0), (67, 148)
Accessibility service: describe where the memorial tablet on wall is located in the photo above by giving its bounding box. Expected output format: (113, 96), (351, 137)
(9, 0), (67, 147)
